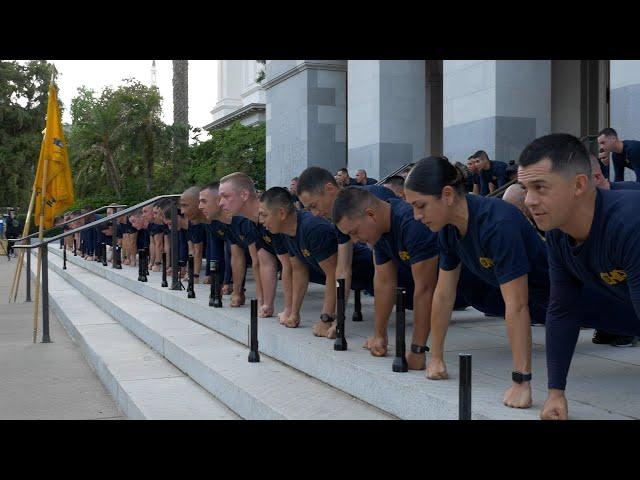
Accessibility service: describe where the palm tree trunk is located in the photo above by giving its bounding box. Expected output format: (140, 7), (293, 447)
(172, 60), (188, 178)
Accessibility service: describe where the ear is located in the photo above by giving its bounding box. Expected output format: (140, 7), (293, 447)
(442, 186), (456, 206)
(324, 182), (336, 195)
(574, 173), (591, 196)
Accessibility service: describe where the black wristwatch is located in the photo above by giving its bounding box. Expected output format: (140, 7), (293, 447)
(411, 344), (430, 354)
(320, 313), (335, 323)
(512, 371), (532, 384)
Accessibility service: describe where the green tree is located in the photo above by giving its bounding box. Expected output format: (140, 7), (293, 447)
(0, 60), (57, 210)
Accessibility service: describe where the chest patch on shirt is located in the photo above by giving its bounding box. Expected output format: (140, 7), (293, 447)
(263, 235), (272, 244)
(302, 249), (311, 257)
(600, 269), (627, 285)
(479, 257), (494, 268)
(217, 230), (225, 238)
(239, 234), (245, 241)
(399, 251), (410, 261)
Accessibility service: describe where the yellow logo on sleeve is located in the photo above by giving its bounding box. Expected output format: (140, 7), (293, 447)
(217, 230), (225, 237)
(399, 251), (410, 261)
(263, 235), (272, 244)
(600, 269), (627, 285)
(302, 249), (311, 257)
(479, 257), (494, 268)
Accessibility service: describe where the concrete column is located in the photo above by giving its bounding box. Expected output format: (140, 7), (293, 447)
(210, 60), (244, 122)
(610, 60), (640, 181)
(264, 60), (347, 188)
(347, 60), (426, 180)
(443, 60), (551, 164)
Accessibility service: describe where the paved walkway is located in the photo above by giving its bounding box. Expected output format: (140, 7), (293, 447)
(0, 254), (123, 419)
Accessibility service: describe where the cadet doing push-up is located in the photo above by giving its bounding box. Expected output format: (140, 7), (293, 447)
(404, 156), (550, 409)
(518, 133), (640, 420)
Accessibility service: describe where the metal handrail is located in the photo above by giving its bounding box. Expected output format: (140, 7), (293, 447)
(376, 162), (413, 186)
(14, 194), (180, 250)
(14, 204), (128, 243)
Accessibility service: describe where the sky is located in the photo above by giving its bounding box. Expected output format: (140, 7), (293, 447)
(44, 60), (219, 141)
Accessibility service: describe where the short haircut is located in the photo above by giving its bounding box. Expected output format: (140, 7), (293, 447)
(129, 209), (143, 219)
(598, 127), (618, 138)
(471, 150), (489, 161)
(383, 175), (405, 187)
(200, 181), (220, 194)
(259, 187), (295, 215)
(297, 166), (339, 195)
(356, 169), (367, 176)
(338, 168), (349, 175)
(290, 177), (298, 182)
(589, 154), (603, 175)
(220, 172), (256, 197)
(332, 187), (379, 225)
(182, 185), (201, 200)
(518, 133), (592, 178)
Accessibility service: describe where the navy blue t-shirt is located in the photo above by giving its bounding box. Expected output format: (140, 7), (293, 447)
(335, 185), (398, 245)
(373, 198), (439, 273)
(205, 220), (228, 241)
(545, 188), (640, 390)
(188, 221), (206, 244)
(479, 160), (508, 195)
(610, 180), (640, 191)
(365, 178), (377, 185)
(438, 194), (550, 309)
(253, 221), (278, 256)
(611, 139), (640, 182)
(226, 216), (257, 250)
(279, 210), (338, 277)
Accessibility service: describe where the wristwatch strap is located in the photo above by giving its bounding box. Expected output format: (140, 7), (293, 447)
(512, 371), (532, 383)
(320, 313), (335, 323)
(411, 344), (430, 354)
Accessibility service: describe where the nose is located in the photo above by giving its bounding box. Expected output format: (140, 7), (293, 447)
(524, 189), (537, 208)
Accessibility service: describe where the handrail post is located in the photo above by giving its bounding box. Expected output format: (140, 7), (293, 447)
(161, 252), (168, 287)
(392, 288), (408, 373)
(41, 245), (51, 343)
(101, 242), (108, 266)
(334, 278), (347, 351)
(187, 254), (196, 298)
(210, 259), (222, 307)
(170, 198), (180, 290)
(25, 248), (32, 302)
(248, 298), (260, 362)
(73, 238), (77, 256)
(63, 243), (67, 270)
(352, 288), (363, 321)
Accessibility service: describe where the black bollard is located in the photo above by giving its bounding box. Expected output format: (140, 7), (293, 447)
(144, 247), (150, 276)
(63, 244), (67, 270)
(138, 249), (147, 282)
(102, 243), (108, 266)
(209, 260), (222, 307)
(352, 288), (363, 322)
(114, 245), (122, 269)
(73, 238), (77, 256)
(248, 299), (260, 362)
(59, 238), (63, 249)
(161, 252), (168, 287)
(334, 278), (347, 351)
(459, 354), (472, 420)
(187, 254), (195, 298)
(392, 288), (409, 373)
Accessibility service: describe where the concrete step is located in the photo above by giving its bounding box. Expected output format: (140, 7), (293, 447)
(42, 248), (392, 420)
(31, 258), (239, 420)
(47, 245), (636, 419)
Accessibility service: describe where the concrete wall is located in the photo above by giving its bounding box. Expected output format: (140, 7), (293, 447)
(347, 60), (426, 180)
(265, 60), (347, 188)
(443, 60), (551, 164)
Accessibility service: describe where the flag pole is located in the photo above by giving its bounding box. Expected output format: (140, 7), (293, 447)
(9, 186), (37, 302)
(32, 67), (55, 343)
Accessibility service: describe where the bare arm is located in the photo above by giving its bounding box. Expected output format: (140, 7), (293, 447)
(318, 253), (338, 316)
(290, 255), (310, 316)
(336, 241), (354, 304)
(499, 274), (532, 375)
(410, 257), (439, 347)
(248, 244), (263, 305)
(372, 260), (398, 339)
(277, 253), (293, 315)
(230, 244), (246, 297)
(193, 242), (204, 282)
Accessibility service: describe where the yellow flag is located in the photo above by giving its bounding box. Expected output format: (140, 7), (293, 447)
(33, 83), (75, 229)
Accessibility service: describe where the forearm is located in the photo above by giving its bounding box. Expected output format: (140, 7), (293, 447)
(504, 303), (532, 373)
(546, 311), (580, 391)
(411, 286), (434, 346)
(322, 269), (337, 315)
(231, 246), (246, 294)
(258, 249), (277, 305)
(429, 288), (456, 359)
(249, 246), (263, 302)
(373, 271), (396, 338)
(291, 266), (310, 315)
(278, 254), (293, 312)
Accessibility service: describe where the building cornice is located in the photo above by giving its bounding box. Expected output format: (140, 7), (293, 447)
(203, 103), (266, 131)
(262, 61), (348, 90)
